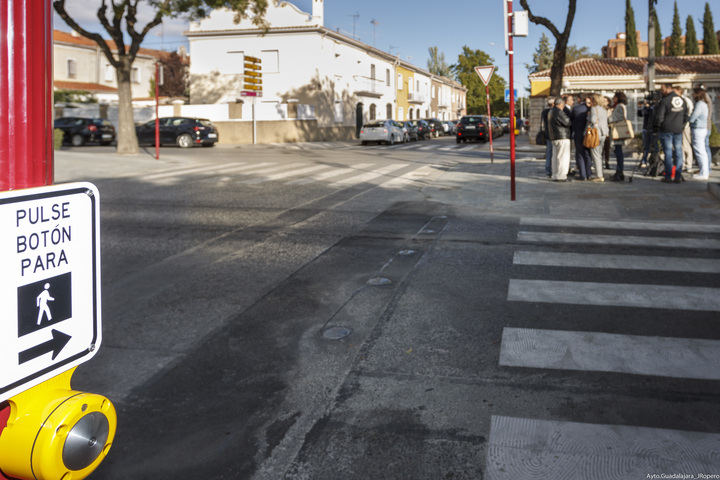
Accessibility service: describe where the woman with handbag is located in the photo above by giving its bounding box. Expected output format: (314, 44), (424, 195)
(608, 91), (630, 182)
(586, 94), (609, 182)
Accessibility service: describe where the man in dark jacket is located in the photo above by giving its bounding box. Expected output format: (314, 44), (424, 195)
(549, 97), (572, 181)
(540, 97), (554, 177)
(571, 96), (592, 179)
(654, 83), (690, 182)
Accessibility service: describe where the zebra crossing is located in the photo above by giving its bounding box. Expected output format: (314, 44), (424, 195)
(269, 139), (500, 154)
(141, 158), (440, 189)
(487, 216), (720, 478)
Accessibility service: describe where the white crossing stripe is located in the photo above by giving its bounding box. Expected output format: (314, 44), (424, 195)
(231, 162), (305, 178)
(286, 163), (374, 185)
(419, 145), (434, 151)
(379, 165), (435, 189)
(513, 251), (720, 273)
(507, 279), (720, 311)
(486, 415), (720, 480)
(520, 217), (720, 233)
(144, 162), (239, 180)
(329, 163), (408, 187)
(209, 161), (274, 174)
(238, 164), (331, 184)
(518, 231), (720, 249)
(500, 327), (720, 379)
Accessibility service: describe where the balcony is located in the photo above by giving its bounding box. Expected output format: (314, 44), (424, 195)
(354, 76), (385, 98)
(408, 92), (427, 105)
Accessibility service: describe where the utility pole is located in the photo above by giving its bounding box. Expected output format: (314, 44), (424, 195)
(349, 12), (359, 40)
(505, 0), (517, 201)
(370, 19), (378, 46)
(647, 0), (657, 91)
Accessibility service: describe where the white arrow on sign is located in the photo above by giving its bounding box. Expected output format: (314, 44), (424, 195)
(474, 65), (495, 86)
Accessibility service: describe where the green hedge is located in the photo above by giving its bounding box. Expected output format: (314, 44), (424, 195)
(53, 129), (64, 149)
(710, 122), (720, 148)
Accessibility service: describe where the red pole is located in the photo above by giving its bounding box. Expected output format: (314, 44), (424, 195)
(507, 0), (516, 201)
(0, 0), (54, 191)
(155, 62), (160, 160)
(1, 0), (54, 476)
(486, 85), (494, 163)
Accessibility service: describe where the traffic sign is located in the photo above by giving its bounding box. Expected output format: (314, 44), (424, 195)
(243, 84), (262, 91)
(244, 55), (261, 64)
(474, 65), (495, 86)
(244, 77), (261, 85)
(0, 183), (102, 402)
(245, 71), (262, 78)
(244, 63), (261, 71)
(505, 88), (518, 103)
(240, 91), (262, 97)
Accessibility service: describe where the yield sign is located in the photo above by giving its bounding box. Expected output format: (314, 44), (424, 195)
(474, 66), (495, 86)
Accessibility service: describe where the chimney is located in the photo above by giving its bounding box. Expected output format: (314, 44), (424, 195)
(312, 0), (324, 26)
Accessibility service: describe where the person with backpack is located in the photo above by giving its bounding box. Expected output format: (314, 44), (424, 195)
(654, 83), (690, 183)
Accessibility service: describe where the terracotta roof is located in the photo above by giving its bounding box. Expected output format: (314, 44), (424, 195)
(53, 30), (167, 59)
(530, 55), (720, 78)
(53, 81), (118, 93)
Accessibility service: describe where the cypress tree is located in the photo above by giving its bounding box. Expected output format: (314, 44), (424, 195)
(685, 16), (699, 55)
(624, 0), (638, 56)
(652, 10), (663, 56)
(703, 2), (720, 54)
(668, 1), (683, 56)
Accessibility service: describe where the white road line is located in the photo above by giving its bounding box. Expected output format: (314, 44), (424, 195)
(144, 162), (239, 180)
(329, 163), (408, 187)
(419, 145), (434, 151)
(520, 217), (720, 233)
(239, 164), (331, 184)
(513, 251), (720, 273)
(518, 231), (720, 250)
(204, 162), (274, 175)
(500, 327), (720, 379)
(486, 415), (720, 480)
(460, 146), (475, 151)
(286, 163), (374, 185)
(507, 279), (720, 311)
(380, 165), (435, 189)
(231, 162), (305, 178)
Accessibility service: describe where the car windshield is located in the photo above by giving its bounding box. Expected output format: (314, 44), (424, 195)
(461, 116), (485, 124)
(198, 119), (213, 127)
(364, 122), (385, 128)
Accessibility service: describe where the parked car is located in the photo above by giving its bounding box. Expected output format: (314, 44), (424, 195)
(54, 117), (116, 146)
(423, 118), (445, 138)
(136, 117), (219, 148)
(403, 121), (419, 141)
(408, 120), (431, 140)
(455, 115), (494, 143)
(499, 117), (511, 134)
(444, 121), (457, 135)
(359, 120), (404, 145)
(490, 117), (504, 138)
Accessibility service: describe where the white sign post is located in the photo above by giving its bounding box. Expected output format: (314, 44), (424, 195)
(0, 183), (102, 402)
(475, 65), (496, 163)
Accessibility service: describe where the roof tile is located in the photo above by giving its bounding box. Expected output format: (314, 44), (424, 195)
(530, 55), (720, 78)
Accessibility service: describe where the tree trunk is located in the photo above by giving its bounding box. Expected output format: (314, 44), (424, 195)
(115, 58), (139, 154)
(549, 39), (568, 97)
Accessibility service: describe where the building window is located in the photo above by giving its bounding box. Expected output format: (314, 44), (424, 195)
(369, 103), (376, 120)
(260, 50), (279, 73)
(386, 103), (392, 119)
(408, 77), (414, 95)
(398, 106), (404, 121)
(104, 64), (113, 82)
(131, 67), (141, 84)
(409, 109), (413, 120)
(386, 69), (390, 86)
(370, 64), (375, 80)
(67, 59), (77, 79)
(397, 73), (402, 90)
(432, 86), (436, 98)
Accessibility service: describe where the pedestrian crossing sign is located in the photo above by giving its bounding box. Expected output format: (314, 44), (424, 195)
(0, 183), (102, 402)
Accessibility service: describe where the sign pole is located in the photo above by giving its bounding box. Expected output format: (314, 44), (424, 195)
(252, 97), (257, 145)
(507, 0), (517, 201)
(155, 62), (160, 160)
(486, 85), (494, 163)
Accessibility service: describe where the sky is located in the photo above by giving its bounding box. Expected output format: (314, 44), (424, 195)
(54, 0), (718, 94)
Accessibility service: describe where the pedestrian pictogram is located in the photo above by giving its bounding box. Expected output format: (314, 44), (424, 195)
(0, 183), (102, 402)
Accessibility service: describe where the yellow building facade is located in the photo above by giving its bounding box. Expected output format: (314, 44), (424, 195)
(395, 65), (413, 121)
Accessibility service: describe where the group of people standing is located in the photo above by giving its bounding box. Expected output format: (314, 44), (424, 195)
(540, 84), (715, 183)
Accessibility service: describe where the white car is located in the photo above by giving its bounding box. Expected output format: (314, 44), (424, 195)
(360, 120), (405, 145)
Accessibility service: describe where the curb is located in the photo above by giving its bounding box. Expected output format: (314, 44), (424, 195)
(708, 182), (720, 201)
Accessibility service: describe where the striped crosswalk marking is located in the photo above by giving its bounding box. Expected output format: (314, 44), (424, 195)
(286, 163), (374, 185)
(231, 162), (306, 178)
(500, 327), (720, 379)
(513, 250), (720, 273)
(518, 231), (720, 249)
(508, 279), (720, 311)
(329, 163), (408, 187)
(144, 162), (240, 180)
(486, 415), (720, 480)
(521, 217), (720, 233)
(238, 164), (331, 185)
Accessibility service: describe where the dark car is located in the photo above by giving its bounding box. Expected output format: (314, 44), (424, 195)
(408, 120), (431, 140)
(499, 117), (511, 134)
(456, 115), (495, 143)
(491, 117), (504, 137)
(54, 117), (116, 146)
(423, 118), (444, 138)
(136, 117), (219, 148)
(403, 121), (419, 141)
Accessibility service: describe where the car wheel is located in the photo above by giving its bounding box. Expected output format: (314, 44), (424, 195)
(456, 137), (461, 144)
(176, 133), (193, 148)
(361, 141), (367, 146)
(388, 135), (395, 146)
(71, 134), (84, 147)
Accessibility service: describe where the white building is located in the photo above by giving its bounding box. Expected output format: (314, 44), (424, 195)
(186, 0), (465, 142)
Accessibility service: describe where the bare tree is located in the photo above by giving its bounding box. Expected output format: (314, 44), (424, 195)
(54, 0), (269, 154)
(519, 0), (577, 96)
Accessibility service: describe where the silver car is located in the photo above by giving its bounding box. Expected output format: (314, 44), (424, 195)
(360, 120), (405, 145)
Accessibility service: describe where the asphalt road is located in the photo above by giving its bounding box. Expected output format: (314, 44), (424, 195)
(54, 135), (720, 479)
